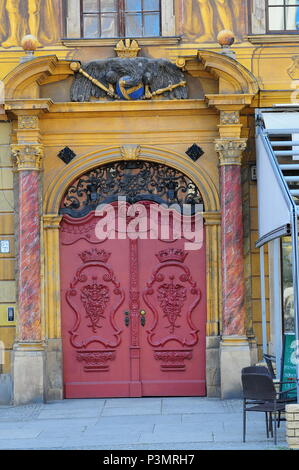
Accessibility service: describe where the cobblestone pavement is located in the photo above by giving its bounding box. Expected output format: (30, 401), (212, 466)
(0, 398), (288, 450)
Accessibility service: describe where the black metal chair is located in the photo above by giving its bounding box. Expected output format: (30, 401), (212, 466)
(242, 366), (270, 376)
(241, 367), (275, 438)
(263, 354), (276, 379)
(262, 354), (297, 405)
(241, 365), (290, 432)
(241, 372), (286, 445)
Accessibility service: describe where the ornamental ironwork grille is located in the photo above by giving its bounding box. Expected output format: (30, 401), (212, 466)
(60, 160), (204, 218)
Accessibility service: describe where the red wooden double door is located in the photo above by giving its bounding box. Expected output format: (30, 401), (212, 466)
(60, 203), (206, 398)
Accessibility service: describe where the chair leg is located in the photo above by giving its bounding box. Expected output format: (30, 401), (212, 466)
(265, 412), (269, 438)
(269, 412), (273, 438)
(277, 411), (281, 428)
(243, 400), (246, 443)
(274, 411), (277, 445)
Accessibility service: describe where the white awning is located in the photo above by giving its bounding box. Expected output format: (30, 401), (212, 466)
(256, 109), (299, 400)
(262, 111), (299, 132)
(256, 133), (291, 246)
(256, 110), (298, 246)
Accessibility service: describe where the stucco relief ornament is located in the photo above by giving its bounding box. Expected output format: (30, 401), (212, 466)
(70, 40), (188, 102)
(157, 276), (187, 334)
(215, 139), (247, 166)
(80, 277), (110, 333)
(11, 144), (43, 171)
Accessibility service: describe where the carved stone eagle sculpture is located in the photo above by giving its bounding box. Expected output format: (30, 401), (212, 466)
(70, 57), (188, 102)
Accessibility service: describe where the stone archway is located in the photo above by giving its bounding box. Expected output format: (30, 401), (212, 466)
(43, 146), (221, 401)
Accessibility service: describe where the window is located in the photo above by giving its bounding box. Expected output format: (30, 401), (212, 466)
(80, 0), (161, 38)
(281, 237), (295, 333)
(250, 0), (299, 34)
(267, 0), (299, 32)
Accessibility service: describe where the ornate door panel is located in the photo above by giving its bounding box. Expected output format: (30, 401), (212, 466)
(60, 162), (206, 398)
(139, 221), (206, 396)
(60, 213), (131, 398)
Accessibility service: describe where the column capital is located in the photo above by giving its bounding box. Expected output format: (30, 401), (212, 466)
(43, 215), (62, 230)
(11, 144), (43, 171)
(215, 138), (247, 166)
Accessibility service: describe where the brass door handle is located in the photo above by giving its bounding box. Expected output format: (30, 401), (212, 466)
(124, 311), (130, 327)
(140, 310), (146, 327)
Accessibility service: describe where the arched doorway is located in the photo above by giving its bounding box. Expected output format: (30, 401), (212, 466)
(59, 160), (207, 398)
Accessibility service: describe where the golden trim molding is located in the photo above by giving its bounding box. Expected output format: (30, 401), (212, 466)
(247, 34), (299, 44)
(61, 36), (181, 48)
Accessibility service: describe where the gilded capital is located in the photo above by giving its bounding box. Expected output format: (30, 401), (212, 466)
(215, 139), (247, 166)
(11, 144), (43, 171)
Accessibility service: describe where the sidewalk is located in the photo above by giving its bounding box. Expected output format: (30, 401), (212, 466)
(0, 397), (288, 450)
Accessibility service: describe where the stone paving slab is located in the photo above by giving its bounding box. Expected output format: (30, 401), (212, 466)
(104, 398), (162, 408)
(101, 405), (162, 417)
(0, 398), (288, 450)
(96, 414), (182, 426)
(37, 408), (101, 420)
(63, 432), (142, 447)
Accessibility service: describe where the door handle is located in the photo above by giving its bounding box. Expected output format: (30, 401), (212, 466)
(124, 311), (130, 327)
(140, 310), (146, 327)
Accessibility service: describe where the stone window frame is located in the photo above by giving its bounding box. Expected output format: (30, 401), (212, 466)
(64, 0), (175, 40)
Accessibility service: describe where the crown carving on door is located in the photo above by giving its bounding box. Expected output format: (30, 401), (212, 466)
(156, 248), (188, 263)
(79, 248), (111, 264)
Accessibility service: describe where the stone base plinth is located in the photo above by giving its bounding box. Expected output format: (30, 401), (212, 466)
(220, 335), (251, 399)
(248, 336), (258, 366)
(45, 339), (63, 402)
(0, 374), (12, 405)
(12, 343), (45, 405)
(206, 336), (221, 397)
(286, 404), (299, 449)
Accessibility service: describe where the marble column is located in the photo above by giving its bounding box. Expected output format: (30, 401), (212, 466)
(215, 138), (251, 398)
(11, 143), (44, 404)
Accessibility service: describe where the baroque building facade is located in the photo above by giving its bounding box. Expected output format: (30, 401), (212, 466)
(0, 0), (296, 404)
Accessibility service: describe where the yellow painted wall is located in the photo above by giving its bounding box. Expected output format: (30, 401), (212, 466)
(0, 122), (16, 375)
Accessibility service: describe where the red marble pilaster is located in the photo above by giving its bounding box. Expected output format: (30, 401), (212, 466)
(220, 163), (246, 336)
(216, 139), (247, 337)
(12, 144), (43, 343)
(18, 170), (41, 341)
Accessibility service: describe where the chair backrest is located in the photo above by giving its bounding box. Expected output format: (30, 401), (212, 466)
(241, 373), (277, 401)
(263, 354), (276, 379)
(242, 366), (270, 376)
